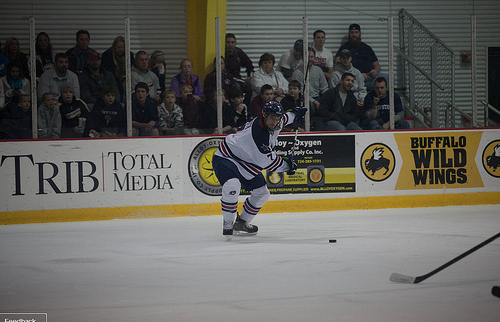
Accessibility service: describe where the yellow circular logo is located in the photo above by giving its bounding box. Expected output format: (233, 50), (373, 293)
(482, 140), (500, 178)
(361, 143), (396, 181)
(188, 138), (224, 196)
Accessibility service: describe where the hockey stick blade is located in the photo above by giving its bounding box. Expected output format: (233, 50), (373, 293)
(492, 286), (500, 298)
(390, 232), (500, 284)
(389, 273), (416, 284)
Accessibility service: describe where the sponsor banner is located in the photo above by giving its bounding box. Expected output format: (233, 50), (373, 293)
(0, 138), (200, 211)
(357, 130), (500, 191)
(394, 131), (484, 189)
(188, 134), (356, 196)
(1, 129), (499, 213)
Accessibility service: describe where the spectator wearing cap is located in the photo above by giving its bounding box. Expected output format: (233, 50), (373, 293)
(65, 30), (95, 74)
(277, 39), (304, 81)
(311, 30), (335, 86)
(78, 50), (119, 107)
(38, 53), (80, 102)
(335, 24), (388, 91)
(332, 49), (367, 107)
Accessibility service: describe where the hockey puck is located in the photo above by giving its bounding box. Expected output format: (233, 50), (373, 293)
(492, 286), (500, 298)
(329, 239), (337, 243)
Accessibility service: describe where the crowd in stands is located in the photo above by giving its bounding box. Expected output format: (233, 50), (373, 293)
(0, 24), (409, 140)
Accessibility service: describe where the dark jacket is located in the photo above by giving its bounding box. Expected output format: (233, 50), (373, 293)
(317, 87), (361, 125)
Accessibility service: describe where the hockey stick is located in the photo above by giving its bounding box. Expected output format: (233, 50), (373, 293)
(390, 232), (500, 284)
(492, 286), (500, 298)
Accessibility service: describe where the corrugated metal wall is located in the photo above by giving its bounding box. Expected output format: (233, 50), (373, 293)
(0, 0), (187, 89)
(226, 0), (500, 125)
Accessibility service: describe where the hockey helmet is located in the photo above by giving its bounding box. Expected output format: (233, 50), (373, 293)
(262, 101), (283, 116)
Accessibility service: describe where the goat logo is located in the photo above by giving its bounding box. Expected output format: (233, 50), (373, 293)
(361, 143), (395, 181)
(482, 140), (500, 178)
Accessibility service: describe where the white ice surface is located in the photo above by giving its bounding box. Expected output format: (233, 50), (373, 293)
(0, 205), (499, 322)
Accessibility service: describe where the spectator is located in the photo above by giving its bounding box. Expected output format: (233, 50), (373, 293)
(335, 24), (388, 91)
(291, 47), (329, 111)
(250, 52), (288, 101)
(57, 82), (90, 138)
(317, 72), (362, 131)
(223, 88), (248, 133)
(131, 51), (161, 102)
(101, 36), (134, 102)
(38, 92), (61, 139)
(224, 33), (254, 106)
(65, 30), (94, 74)
(149, 50), (167, 94)
(311, 30), (334, 86)
(78, 50), (119, 107)
(177, 83), (200, 134)
(0, 94), (32, 139)
(0, 41), (8, 78)
(170, 58), (203, 101)
(204, 56), (237, 98)
(131, 82), (159, 136)
(198, 87), (223, 134)
(0, 61), (31, 109)
(361, 77), (410, 130)
(224, 33), (254, 81)
(157, 89), (184, 135)
(249, 84), (274, 119)
(277, 39), (304, 80)
(85, 86), (126, 137)
(280, 80), (305, 132)
(34, 32), (54, 80)
(3, 37), (29, 79)
(38, 53), (80, 102)
(332, 49), (367, 106)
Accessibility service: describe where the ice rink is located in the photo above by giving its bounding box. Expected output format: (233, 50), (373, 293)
(1, 205), (499, 322)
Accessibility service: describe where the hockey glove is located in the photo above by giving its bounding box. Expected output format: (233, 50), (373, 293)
(282, 156), (298, 175)
(290, 107), (307, 123)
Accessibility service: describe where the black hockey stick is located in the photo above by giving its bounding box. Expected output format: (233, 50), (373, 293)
(492, 286), (500, 298)
(390, 232), (500, 284)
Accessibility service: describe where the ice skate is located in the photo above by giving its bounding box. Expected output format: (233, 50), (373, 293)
(223, 220), (233, 241)
(232, 214), (258, 235)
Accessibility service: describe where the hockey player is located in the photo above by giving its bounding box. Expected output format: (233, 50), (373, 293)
(212, 100), (307, 236)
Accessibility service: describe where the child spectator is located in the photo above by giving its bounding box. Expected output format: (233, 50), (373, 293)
(57, 82), (90, 138)
(280, 80), (305, 131)
(224, 88), (248, 133)
(249, 84), (274, 119)
(0, 61), (31, 109)
(177, 83), (200, 134)
(38, 92), (61, 139)
(0, 94), (32, 139)
(85, 86), (126, 137)
(131, 82), (159, 136)
(157, 89), (184, 135)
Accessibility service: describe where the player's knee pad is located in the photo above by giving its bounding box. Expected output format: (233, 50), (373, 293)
(221, 178), (241, 203)
(248, 184), (270, 208)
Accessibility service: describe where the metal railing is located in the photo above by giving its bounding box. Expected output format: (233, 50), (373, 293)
(398, 9), (455, 128)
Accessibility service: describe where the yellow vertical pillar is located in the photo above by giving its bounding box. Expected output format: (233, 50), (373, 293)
(186, 0), (227, 89)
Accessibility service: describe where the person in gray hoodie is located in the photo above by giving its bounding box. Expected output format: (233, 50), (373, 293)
(38, 92), (61, 139)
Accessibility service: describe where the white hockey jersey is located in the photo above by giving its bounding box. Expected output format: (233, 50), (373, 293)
(215, 112), (296, 180)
